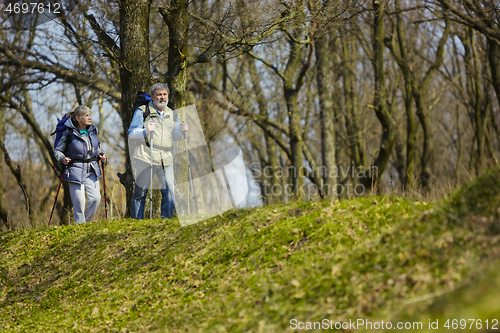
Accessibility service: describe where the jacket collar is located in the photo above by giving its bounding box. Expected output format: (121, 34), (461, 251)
(148, 101), (172, 117)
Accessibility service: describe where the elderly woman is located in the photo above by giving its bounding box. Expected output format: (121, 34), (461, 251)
(54, 105), (107, 224)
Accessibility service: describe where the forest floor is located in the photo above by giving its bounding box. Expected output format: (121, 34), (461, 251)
(1, 167), (500, 332)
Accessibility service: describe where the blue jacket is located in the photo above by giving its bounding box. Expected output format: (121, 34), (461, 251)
(54, 118), (102, 184)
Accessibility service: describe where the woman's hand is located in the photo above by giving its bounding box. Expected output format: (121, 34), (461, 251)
(99, 154), (107, 163)
(62, 157), (71, 165)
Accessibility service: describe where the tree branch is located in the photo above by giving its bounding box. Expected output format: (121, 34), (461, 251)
(0, 44), (121, 101)
(436, 0), (500, 44)
(247, 51), (287, 81)
(84, 13), (122, 65)
(184, 10), (296, 66)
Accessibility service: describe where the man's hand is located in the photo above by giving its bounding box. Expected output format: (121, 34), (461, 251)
(62, 157), (71, 165)
(180, 121), (188, 132)
(146, 122), (155, 135)
(99, 154), (107, 163)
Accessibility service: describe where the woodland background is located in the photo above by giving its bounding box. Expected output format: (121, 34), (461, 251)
(0, 0), (499, 229)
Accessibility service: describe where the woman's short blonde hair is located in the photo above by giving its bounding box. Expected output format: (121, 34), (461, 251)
(66, 105), (91, 120)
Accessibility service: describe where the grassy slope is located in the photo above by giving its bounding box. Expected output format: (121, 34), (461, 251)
(0, 167), (499, 332)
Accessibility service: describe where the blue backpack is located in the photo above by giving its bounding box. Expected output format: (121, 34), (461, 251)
(51, 114), (72, 150)
(133, 91), (152, 119)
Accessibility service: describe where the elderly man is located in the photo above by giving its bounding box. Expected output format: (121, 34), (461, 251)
(128, 83), (188, 219)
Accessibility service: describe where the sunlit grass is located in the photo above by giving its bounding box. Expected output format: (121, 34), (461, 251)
(0, 167), (499, 332)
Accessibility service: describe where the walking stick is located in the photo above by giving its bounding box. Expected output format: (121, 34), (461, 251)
(101, 158), (108, 219)
(183, 122), (197, 214)
(48, 168), (65, 227)
(150, 132), (154, 220)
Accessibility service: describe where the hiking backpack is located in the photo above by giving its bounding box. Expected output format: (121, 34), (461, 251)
(51, 114), (72, 150)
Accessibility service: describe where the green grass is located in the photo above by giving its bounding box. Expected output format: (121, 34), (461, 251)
(1, 167), (499, 332)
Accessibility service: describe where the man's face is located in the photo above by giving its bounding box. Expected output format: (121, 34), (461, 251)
(152, 89), (169, 110)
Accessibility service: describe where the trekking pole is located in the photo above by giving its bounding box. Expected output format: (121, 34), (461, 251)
(150, 132), (153, 220)
(100, 157), (108, 219)
(183, 122), (197, 214)
(48, 167), (65, 227)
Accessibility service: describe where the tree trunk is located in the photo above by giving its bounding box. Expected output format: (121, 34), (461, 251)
(414, 21), (450, 188)
(361, 0), (396, 189)
(472, 29), (485, 174)
(341, 30), (366, 176)
(159, 0), (190, 213)
(315, 32), (337, 200)
(488, 39), (500, 119)
(162, 0), (189, 109)
(117, 0), (152, 217)
(461, 27), (486, 175)
(248, 56), (280, 202)
(393, 130), (406, 185)
(0, 104), (8, 230)
(490, 99), (500, 157)
(285, 86), (305, 199)
(283, 28), (308, 200)
(394, 0), (415, 187)
(413, 91), (434, 187)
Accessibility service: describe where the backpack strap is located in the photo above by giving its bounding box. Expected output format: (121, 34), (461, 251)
(139, 105), (152, 147)
(65, 129), (72, 153)
(142, 104), (150, 122)
(140, 106), (177, 148)
(61, 128), (73, 155)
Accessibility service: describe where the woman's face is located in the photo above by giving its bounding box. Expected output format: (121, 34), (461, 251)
(76, 112), (92, 127)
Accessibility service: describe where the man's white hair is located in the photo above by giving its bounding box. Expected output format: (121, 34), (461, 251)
(150, 83), (170, 96)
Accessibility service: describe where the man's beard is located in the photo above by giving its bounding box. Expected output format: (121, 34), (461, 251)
(154, 100), (168, 109)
